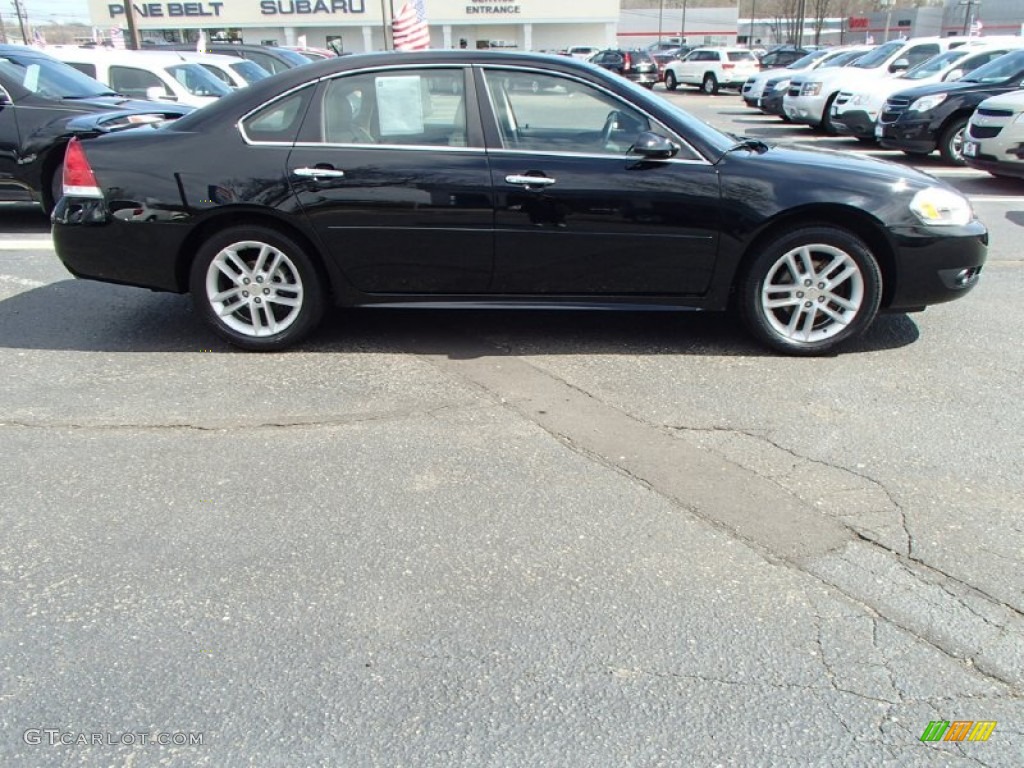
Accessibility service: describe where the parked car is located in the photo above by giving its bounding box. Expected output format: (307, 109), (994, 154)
(756, 46), (814, 71)
(742, 46), (870, 109)
(963, 90), (1024, 177)
(833, 42), (1024, 142)
(588, 48), (658, 88)
(877, 48), (1024, 164)
(173, 51), (272, 89)
(785, 37), (972, 134)
(664, 47), (760, 94)
(282, 45), (337, 61)
(566, 45), (598, 60)
(755, 48), (875, 120)
(47, 47), (232, 108)
(650, 46), (692, 82)
(52, 50), (986, 356)
(167, 42), (313, 74)
(0, 44), (190, 214)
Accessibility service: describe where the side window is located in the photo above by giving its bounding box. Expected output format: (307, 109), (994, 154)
(241, 84), (314, 143)
(244, 51), (285, 75)
(482, 69), (690, 158)
(67, 62), (97, 78)
(201, 64), (233, 86)
(316, 69), (467, 147)
(904, 45), (940, 68)
(109, 66), (170, 99)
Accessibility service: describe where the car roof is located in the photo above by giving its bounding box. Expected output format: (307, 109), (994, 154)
(45, 46), (204, 65)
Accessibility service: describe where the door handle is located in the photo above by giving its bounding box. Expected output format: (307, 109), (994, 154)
(293, 167), (346, 180)
(505, 174), (556, 187)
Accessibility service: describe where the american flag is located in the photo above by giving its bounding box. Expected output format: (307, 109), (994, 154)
(392, 0), (430, 51)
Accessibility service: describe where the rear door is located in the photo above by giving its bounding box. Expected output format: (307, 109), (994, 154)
(287, 65), (494, 294)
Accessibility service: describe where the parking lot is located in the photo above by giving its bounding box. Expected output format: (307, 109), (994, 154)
(1, 86), (1023, 765)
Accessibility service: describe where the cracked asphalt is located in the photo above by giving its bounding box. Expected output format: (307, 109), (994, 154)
(1, 97), (1023, 765)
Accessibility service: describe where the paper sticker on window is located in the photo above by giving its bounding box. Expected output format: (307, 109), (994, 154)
(376, 75), (424, 136)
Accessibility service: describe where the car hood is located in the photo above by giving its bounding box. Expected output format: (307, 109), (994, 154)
(976, 90), (1024, 111)
(885, 80), (999, 101)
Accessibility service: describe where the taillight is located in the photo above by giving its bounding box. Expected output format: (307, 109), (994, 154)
(62, 138), (103, 199)
(623, 53), (632, 70)
(722, 63), (735, 70)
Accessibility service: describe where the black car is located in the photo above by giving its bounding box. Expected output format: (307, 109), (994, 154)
(877, 48), (1024, 164)
(757, 46), (814, 71)
(165, 43), (312, 74)
(52, 50), (986, 356)
(588, 48), (659, 89)
(0, 45), (190, 213)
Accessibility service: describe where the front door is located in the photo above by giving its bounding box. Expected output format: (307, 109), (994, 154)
(479, 68), (720, 296)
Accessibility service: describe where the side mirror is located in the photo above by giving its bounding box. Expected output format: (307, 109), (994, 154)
(0, 89), (10, 106)
(145, 86), (175, 101)
(630, 131), (679, 159)
(943, 68), (964, 82)
(890, 58), (910, 73)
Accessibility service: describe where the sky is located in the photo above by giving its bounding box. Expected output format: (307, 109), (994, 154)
(19, 0), (92, 26)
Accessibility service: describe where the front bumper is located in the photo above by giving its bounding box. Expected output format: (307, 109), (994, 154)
(783, 95), (827, 126)
(887, 221), (987, 310)
(877, 119), (937, 154)
(834, 109), (877, 139)
(759, 91), (785, 116)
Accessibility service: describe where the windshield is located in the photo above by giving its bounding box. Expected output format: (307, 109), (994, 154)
(272, 48), (312, 67)
(787, 49), (831, 70)
(901, 50), (965, 80)
(166, 63), (232, 97)
(851, 41), (904, 69)
(230, 59), (270, 84)
(0, 52), (115, 98)
(960, 50), (1024, 84)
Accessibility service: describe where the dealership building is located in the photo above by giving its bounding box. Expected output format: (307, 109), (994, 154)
(87, 0), (623, 52)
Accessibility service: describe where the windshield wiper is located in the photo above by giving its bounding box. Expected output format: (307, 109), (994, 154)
(61, 92), (119, 99)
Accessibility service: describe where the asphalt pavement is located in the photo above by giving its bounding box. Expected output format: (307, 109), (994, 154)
(1, 89), (1022, 766)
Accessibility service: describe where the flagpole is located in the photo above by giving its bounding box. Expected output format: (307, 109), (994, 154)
(380, 0), (391, 50)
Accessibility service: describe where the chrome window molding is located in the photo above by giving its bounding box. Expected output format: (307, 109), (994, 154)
(292, 141), (484, 153)
(486, 147), (713, 166)
(237, 81), (318, 146)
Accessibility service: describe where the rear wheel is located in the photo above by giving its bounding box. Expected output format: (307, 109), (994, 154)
(664, 70), (678, 91)
(739, 226), (882, 355)
(938, 116), (969, 166)
(43, 161), (64, 216)
(702, 73), (719, 95)
(189, 226), (326, 351)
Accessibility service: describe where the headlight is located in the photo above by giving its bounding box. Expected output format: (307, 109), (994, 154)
(772, 79), (790, 92)
(801, 82), (822, 96)
(1014, 112), (1024, 124)
(910, 187), (973, 227)
(908, 93), (947, 113)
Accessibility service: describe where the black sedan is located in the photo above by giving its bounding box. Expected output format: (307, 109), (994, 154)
(0, 45), (191, 214)
(53, 50), (987, 355)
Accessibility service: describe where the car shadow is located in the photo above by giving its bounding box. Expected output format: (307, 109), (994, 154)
(0, 279), (920, 357)
(0, 203), (50, 233)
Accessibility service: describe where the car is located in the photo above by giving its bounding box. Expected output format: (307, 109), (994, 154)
(963, 90), (1024, 178)
(52, 50), (986, 356)
(0, 44), (190, 214)
(742, 46), (871, 110)
(47, 47), (233, 108)
(756, 46), (814, 71)
(566, 45), (598, 60)
(785, 36), (972, 134)
(755, 47), (875, 120)
(166, 42), (313, 74)
(664, 47), (760, 95)
(877, 48), (1024, 165)
(587, 48), (659, 88)
(650, 46), (693, 82)
(282, 45), (337, 61)
(173, 51), (272, 89)
(832, 42), (1024, 142)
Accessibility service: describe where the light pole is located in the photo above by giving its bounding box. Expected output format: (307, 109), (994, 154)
(658, 0), (664, 44)
(749, 0), (756, 46)
(680, 0), (687, 45)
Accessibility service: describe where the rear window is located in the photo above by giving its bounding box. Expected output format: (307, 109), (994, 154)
(728, 51), (757, 62)
(629, 50), (653, 63)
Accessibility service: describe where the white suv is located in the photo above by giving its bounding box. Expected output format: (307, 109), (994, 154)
(741, 46), (871, 109)
(832, 41), (1024, 141)
(963, 90), (1024, 178)
(784, 37), (972, 133)
(664, 47), (759, 94)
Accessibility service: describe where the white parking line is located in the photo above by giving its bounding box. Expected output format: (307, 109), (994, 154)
(967, 196), (1024, 204)
(0, 239), (53, 250)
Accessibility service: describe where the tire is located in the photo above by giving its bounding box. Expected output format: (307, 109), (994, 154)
(818, 93), (839, 136)
(739, 226), (882, 356)
(189, 225), (327, 351)
(902, 149), (930, 157)
(664, 70), (677, 91)
(938, 116), (969, 166)
(702, 73), (719, 95)
(641, 82), (654, 89)
(855, 136), (876, 145)
(43, 161), (63, 216)
(779, 113), (792, 123)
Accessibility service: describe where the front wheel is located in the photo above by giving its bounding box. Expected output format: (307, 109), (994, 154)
(189, 226), (326, 351)
(739, 227), (882, 355)
(938, 116), (968, 166)
(818, 93), (839, 135)
(702, 73), (719, 95)
(664, 71), (678, 91)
